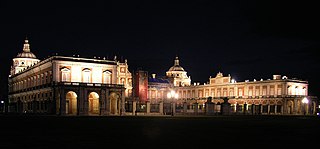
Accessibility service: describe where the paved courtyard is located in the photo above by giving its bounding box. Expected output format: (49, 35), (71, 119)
(1, 114), (319, 148)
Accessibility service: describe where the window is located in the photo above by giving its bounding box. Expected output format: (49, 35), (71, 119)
(60, 67), (71, 82)
(270, 88), (274, 95)
(118, 78), (125, 84)
(238, 89), (243, 97)
(82, 68), (91, 83)
(223, 90), (227, 97)
(277, 88), (282, 95)
(262, 88), (267, 96)
(103, 70), (112, 84)
(255, 89), (260, 96)
(229, 90), (234, 97)
(248, 89), (253, 96)
(120, 67), (125, 73)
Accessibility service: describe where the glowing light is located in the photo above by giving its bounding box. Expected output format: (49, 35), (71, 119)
(302, 97), (309, 104)
(167, 90), (178, 99)
(174, 93), (179, 99)
(167, 93), (172, 98)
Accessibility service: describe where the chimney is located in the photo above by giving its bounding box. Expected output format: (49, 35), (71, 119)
(273, 75), (281, 80)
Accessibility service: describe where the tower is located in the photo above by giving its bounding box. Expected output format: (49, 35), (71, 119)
(10, 38), (40, 76)
(166, 56), (191, 86)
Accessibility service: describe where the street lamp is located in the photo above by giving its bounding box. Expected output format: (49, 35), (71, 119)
(1, 100), (4, 113)
(302, 97), (309, 115)
(167, 90), (178, 116)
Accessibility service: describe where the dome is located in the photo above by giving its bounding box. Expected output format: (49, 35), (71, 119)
(169, 65), (185, 71)
(16, 39), (37, 58)
(168, 56), (185, 71)
(16, 51), (37, 58)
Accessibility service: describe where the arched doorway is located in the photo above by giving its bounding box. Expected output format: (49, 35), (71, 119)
(110, 92), (120, 114)
(66, 91), (77, 115)
(88, 92), (99, 115)
(287, 100), (293, 114)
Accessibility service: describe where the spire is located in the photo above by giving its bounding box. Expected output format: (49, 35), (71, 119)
(23, 37), (30, 52)
(174, 56), (179, 66)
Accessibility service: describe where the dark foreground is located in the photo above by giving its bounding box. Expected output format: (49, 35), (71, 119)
(0, 115), (319, 148)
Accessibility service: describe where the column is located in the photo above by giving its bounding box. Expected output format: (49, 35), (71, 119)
(55, 88), (60, 115)
(60, 88), (66, 116)
(172, 103), (176, 116)
(293, 98), (297, 114)
(283, 99), (287, 114)
(100, 89), (106, 115)
(121, 89), (125, 116)
(133, 101), (137, 115)
(251, 104), (255, 115)
(146, 101), (150, 114)
(83, 88), (88, 115)
(243, 103), (247, 115)
(183, 102), (188, 114)
(159, 101), (163, 115)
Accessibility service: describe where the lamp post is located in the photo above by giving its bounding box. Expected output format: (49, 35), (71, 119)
(302, 97), (309, 115)
(1, 100), (4, 113)
(167, 90), (178, 116)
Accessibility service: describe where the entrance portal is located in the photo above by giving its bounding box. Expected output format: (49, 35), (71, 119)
(66, 91), (77, 115)
(88, 92), (99, 115)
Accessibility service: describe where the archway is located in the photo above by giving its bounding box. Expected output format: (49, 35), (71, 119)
(287, 100), (294, 114)
(110, 92), (120, 114)
(66, 91), (77, 115)
(88, 92), (99, 115)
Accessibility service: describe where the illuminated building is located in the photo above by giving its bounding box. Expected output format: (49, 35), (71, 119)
(166, 56), (191, 87)
(7, 39), (318, 116)
(8, 39), (132, 115)
(140, 57), (318, 116)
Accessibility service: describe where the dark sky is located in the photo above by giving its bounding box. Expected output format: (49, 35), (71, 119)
(1, 0), (319, 98)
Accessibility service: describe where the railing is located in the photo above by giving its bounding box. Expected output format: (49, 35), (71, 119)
(9, 82), (125, 94)
(55, 82), (124, 88)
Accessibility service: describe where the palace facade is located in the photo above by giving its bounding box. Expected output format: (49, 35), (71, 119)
(8, 39), (132, 115)
(139, 57), (318, 116)
(7, 39), (318, 116)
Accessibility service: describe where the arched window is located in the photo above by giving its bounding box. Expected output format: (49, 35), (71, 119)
(295, 86), (299, 95)
(82, 68), (91, 83)
(103, 70), (112, 84)
(287, 85), (292, 95)
(60, 67), (71, 82)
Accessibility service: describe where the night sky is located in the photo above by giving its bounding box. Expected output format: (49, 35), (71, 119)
(1, 0), (319, 99)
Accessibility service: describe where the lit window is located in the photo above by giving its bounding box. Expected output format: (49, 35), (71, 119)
(60, 67), (71, 82)
(103, 70), (112, 84)
(82, 68), (91, 83)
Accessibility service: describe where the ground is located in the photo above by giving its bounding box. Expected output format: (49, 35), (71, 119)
(1, 114), (319, 148)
